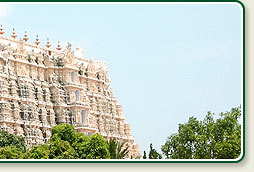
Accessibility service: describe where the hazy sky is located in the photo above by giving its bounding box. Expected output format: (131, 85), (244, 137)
(0, 3), (242, 154)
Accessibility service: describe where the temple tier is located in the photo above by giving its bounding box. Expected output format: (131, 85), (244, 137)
(0, 28), (140, 158)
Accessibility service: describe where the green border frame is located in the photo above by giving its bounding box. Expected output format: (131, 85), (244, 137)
(0, 0), (245, 163)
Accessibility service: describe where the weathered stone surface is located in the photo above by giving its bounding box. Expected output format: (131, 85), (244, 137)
(0, 33), (140, 158)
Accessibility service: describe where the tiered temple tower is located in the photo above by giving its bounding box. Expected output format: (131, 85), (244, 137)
(0, 25), (140, 158)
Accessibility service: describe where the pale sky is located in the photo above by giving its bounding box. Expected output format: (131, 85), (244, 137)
(0, 3), (242, 155)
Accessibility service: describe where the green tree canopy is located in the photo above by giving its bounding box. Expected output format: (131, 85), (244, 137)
(107, 139), (129, 159)
(143, 151), (147, 159)
(0, 130), (26, 153)
(22, 133), (77, 159)
(161, 107), (241, 159)
(51, 124), (77, 144)
(49, 124), (111, 159)
(0, 146), (23, 159)
(22, 144), (50, 159)
(148, 143), (162, 159)
(48, 134), (77, 159)
(51, 124), (109, 159)
(80, 134), (110, 159)
(0, 124), (129, 159)
(72, 132), (89, 158)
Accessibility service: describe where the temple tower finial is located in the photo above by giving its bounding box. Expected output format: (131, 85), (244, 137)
(35, 35), (40, 45)
(56, 41), (62, 50)
(23, 31), (29, 42)
(11, 28), (17, 39)
(0, 25), (4, 35)
(46, 38), (51, 48)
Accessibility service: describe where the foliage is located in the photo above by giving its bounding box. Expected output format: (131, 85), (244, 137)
(54, 56), (64, 67)
(22, 144), (50, 159)
(161, 108), (241, 159)
(50, 124), (110, 159)
(79, 134), (110, 159)
(143, 151), (147, 159)
(71, 132), (89, 159)
(108, 139), (129, 159)
(78, 66), (83, 75)
(0, 124), (128, 159)
(22, 134), (77, 159)
(48, 134), (77, 159)
(0, 130), (26, 152)
(148, 143), (162, 159)
(0, 146), (23, 159)
(51, 124), (76, 144)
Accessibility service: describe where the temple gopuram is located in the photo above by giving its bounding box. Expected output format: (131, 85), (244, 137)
(0, 25), (140, 158)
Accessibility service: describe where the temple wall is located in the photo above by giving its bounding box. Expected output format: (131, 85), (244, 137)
(0, 34), (140, 158)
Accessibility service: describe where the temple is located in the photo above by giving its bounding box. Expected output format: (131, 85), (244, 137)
(0, 25), (140, 158)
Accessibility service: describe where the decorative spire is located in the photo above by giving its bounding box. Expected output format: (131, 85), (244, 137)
(23, 31), (29, 42)
(11, 28), (17, 39)
(46, 38), (51, 48)
(0, 25), (4, 35)
(35, 35), (40, 45)
(56, 41), (62, 50)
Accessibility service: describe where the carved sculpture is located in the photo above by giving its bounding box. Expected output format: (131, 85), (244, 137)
(0, 28), (140, 158)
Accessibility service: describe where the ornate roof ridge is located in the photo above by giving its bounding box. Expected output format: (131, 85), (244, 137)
(0, 34), (62, 54)
(0, 25), (65, 54)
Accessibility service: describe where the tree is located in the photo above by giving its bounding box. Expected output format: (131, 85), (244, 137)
(0, 124), (125, 159)
(49, 124), (110, 159)
(161, 107), (241, 159)
(22, 144), (50, 159)
(0, 130), (27, 159)
(80, 134), (110, 159)
(148, 143), (162, 159)
(51, 124), (110, 159)
(51, 124), (77, 144)
(23, 134), (77, 159)
(48, 134), (77, 159)
(143, 151), (147, 159)
(23, 124), (110, 159)
(72, 132), (89, 158)
(0, 130), (26, 153)
(107, 139), (129, 159)
(212, 108), (241, 159)
(0, 146), (23, 159)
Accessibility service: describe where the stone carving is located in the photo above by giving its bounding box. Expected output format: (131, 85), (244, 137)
(0, 31), (140, 158)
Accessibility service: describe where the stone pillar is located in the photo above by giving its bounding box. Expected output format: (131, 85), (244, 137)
(9, 79), (18, 98)
(11, 101), (20, 120)
(13, 123), (24, 137)
(36, 86), (43, 102)
(0, 78), (9, 97)
(44, 87), (51, 102)
(54, 107), (66, 124)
